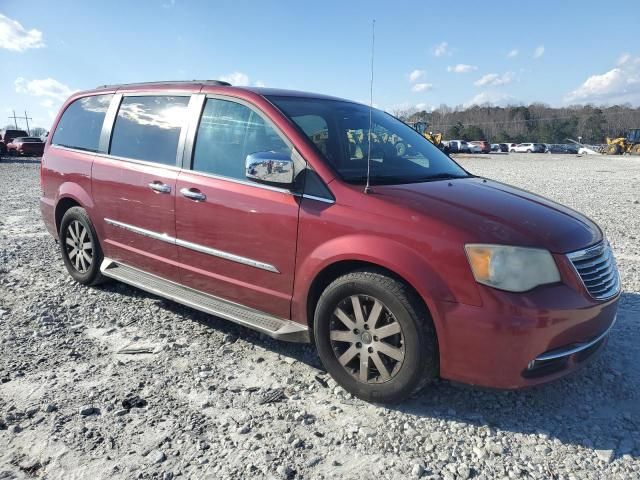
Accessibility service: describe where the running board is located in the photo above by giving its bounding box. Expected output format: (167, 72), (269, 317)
(100, 259), (309, 343)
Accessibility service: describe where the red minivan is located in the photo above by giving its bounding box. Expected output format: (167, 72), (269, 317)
(40, 81), (619, 403)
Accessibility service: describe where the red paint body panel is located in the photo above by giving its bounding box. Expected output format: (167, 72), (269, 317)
(91, 155), (180, 281)
(175, 171), (299, 318)
(39, 81), (620, 391)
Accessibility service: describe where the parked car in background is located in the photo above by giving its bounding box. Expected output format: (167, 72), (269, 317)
(0, 129), (29, 156)
(448, 139), (471, 153)
(470, 140), (491, 153)
(546, 144), (579, 154)
(512, 143), (545, 153)
(467, 142), (482, 154)
(40, 80), (620, 403)
(490, 143), (500, 152)
(6, 137), (45, 156)
(498, 143), (510, 152)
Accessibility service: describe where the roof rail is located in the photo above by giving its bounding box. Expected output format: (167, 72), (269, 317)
(95, 79), (232, 89)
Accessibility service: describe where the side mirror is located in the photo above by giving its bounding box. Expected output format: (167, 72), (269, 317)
(245, 151), (294, 186)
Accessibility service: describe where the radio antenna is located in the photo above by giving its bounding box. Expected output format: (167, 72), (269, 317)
(364, 19), (375, 194)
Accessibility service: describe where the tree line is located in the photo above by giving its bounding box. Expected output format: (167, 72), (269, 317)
(395, 104), (640, 144)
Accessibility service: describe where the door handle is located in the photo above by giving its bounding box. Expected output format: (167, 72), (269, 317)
(180, 187), (206, 202)
(148, 182), (171, 194)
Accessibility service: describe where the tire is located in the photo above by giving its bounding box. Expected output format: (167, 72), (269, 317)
(606, 143), (622, 155)
(314, 270), (438, 403)
(526, 149), (532, 153)
(510, 149), (515, 153)
(59, 206), (106, 286)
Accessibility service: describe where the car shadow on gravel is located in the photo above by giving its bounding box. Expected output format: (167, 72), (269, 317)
(96, 282), (639, 459)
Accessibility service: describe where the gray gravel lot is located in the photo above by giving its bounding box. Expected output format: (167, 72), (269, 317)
(0, 153), (639, 479)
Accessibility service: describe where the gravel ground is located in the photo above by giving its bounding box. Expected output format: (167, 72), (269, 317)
(0, 153), (639, 480)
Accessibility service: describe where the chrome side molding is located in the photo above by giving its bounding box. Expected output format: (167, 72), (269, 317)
(104, 218), (279, 273)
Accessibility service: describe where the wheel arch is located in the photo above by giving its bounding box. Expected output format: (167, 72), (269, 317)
(293, 236), (455, 346)
(54, 183), (95, 233)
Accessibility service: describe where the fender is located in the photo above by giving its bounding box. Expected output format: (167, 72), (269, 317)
(292, 234), (462, 332)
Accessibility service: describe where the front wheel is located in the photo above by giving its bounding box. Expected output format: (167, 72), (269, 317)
(59, 206), (106, 285)
(314, 270), (438, 403)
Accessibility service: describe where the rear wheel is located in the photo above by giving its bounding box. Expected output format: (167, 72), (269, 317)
(314, 270), (438, 403)
(59, 207), (105, 285)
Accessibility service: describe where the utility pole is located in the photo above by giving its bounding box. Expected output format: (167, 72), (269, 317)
(24, 111), (32, 135)
(7, 110), (33, 135)
(9, 110), (18, 129)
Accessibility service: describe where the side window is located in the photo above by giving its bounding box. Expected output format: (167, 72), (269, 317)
(52, 94), (113, 152)
(192, 98), (291, 180)
(110, 95), (190, 165)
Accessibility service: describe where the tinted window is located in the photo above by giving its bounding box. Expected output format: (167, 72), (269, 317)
(52, 95), (112, 152)
(192, 98), (291, 180)
(110, 96), (190, 165)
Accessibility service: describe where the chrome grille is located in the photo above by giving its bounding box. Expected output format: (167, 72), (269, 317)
(567, 242), (620, 300)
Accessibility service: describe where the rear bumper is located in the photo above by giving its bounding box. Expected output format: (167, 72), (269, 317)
(434, 283), (619, 389)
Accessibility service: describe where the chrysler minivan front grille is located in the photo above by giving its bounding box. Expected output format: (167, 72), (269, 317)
(567, 242), (620, 300)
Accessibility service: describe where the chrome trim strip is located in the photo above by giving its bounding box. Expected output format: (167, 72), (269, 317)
(175, 238), (279, 273)
(302, 193), (335, 204)
(50, 144), (104, 155)
(105, 218), (174, 244)
(103, 218), (279, 273)
(181, 168), (296, 195)
(93, 152), (183, 171)
(533, 315), (617, 363)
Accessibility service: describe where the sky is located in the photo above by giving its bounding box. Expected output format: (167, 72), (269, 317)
(1, 0), (639, 131)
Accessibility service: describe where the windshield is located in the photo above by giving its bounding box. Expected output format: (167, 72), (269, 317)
(269, 96), (469, 185)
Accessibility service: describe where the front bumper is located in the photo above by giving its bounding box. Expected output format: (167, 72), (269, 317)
(434, 282), (619, 389)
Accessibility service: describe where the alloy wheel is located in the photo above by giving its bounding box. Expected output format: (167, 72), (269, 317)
(329, 294), (405, 383)
(64, 220), (93, 273)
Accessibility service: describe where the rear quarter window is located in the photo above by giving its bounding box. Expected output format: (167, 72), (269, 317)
(52, 94), (113, 152)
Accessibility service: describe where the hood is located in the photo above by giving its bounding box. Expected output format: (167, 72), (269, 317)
(374, 177), (601, 253)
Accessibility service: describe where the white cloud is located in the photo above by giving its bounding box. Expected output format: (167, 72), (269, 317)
(507, 49), (519, 58)
(617, 53), (631, 66)
(14, 77), (75, 101)
(40, 99), (54, 108)
(432, 41), (450, 57)
(465, 91), (515, 107)
(0, 13), (45, 52)
(411, 82), (433, 92)
(219, 71), (250, 86)
(408, 69), (425, 82)
(533, 45), (545, 59)
(254, 80), (266, 88)
(447, 64), (477, 74)
(565, 55), (640, 105)
(474, 72), (514, 87)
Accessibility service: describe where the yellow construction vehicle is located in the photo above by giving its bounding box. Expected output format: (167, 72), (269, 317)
(407, 121), (448, 153)
(605, 128), (640, 155)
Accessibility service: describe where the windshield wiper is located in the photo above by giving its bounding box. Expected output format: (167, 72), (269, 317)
(343, 172), (470, 185)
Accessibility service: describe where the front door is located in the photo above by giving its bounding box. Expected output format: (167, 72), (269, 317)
(175, 97), (301, 319)
(92, 94), (191, 280)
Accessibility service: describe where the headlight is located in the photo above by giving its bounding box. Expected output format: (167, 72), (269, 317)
(465, 244), (560, 292)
